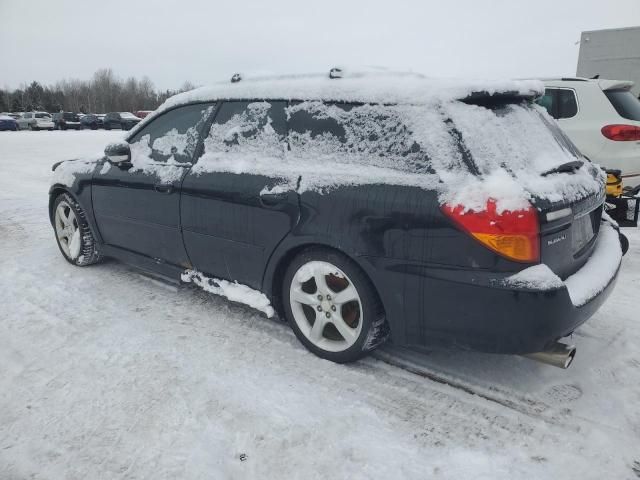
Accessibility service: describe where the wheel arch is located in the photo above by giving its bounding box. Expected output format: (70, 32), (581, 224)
(48, 185), (72, 225)
(262, 238), (393, 338)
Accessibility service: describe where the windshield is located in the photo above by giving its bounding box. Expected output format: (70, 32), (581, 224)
(120, 112), (139, 119)
(63, 113), (79, 120)
(605, 89), (640, 121)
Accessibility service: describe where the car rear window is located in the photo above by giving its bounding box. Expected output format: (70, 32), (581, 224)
(63, 113), (78, 120)
(35, 113), (50, 119)
(604, 89), (640, 121)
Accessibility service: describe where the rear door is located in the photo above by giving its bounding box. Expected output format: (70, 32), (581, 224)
(180, 100), (299, 290)
(92, 102), (214, 267)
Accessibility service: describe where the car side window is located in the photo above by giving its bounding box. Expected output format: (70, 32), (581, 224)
(25, 113), (32, 119)
(128, 103), (215, 164)
(537, 88), (577, 119)
(202, 100), (287, 158)
(287, 101), (426, 173)
(556, 89), (578, 118)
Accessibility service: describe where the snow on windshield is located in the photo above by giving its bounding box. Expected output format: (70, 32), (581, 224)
(192, 99), (602, 211)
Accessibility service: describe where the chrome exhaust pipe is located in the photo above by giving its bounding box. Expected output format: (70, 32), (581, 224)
(522, 342), (576, 369)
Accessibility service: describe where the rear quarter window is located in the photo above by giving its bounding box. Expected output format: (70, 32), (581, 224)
(536, 88), (578, 119)
(287, 101), (429, 174)
(604, 89), (640, 121)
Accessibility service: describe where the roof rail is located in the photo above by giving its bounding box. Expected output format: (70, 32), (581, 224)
(231, 73), (242, 83)
(329, 67), (343, 79)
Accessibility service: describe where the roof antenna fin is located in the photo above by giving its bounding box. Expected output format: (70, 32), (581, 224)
(231, 73), (242, 83)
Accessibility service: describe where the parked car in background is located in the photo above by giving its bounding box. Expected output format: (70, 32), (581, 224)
(538, 78), (640, 186)
(0, 114), (18, 131)
(135, 110), (153, 119)
(103, 112), (141, 130)
(80, 114), (102, 130)
(49, 72), (625, 367)
(16, 112), (54, 130)
(53, 112), (82, 130)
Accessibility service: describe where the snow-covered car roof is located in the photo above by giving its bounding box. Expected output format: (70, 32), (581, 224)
(129, 70), (543, 138)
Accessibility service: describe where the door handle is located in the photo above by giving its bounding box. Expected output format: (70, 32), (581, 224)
(154, 184), (174, 194)
(259, 192), (288, 206)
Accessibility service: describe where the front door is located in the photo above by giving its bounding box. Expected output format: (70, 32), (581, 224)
(92, 102), (215, 267)
(181, 100), (300, 290)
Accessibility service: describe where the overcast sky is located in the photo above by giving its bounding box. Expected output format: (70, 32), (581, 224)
(1, 0), (639, 90)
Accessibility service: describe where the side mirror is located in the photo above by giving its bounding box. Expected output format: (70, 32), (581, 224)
(104, 141), (131, 164)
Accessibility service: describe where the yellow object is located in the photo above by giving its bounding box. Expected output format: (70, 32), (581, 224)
(606, 172), (622, 198)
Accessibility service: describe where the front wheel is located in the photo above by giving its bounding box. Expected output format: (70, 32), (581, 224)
(282, 248), (388, 363)
(53, 193), (102, 266)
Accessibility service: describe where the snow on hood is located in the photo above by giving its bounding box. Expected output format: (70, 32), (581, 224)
(51, 157), (101, 187)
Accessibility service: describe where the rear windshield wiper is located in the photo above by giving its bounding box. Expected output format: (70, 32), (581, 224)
(541, 160), (584, 176)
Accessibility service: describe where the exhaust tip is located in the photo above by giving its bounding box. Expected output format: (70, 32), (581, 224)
(522, 342), (576, 369)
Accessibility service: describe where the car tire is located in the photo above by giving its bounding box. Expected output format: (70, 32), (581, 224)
(53, 193), (102, 267)
(282, 247), (389, 363)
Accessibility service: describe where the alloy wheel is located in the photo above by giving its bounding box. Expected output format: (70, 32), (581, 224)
(289, 260), (363, 352)
(54, 201), (81, 260)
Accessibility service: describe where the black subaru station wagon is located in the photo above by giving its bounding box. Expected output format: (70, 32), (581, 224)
(50, 70), (626, 367)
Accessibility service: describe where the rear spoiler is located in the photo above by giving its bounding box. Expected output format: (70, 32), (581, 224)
(598, 79), (634, 91)
(461, 89), (542, 107)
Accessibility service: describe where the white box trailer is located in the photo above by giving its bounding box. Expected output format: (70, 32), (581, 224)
(577, 26), (640, 97)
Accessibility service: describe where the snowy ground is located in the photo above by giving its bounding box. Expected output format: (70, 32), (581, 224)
(1, 130), (639, 479)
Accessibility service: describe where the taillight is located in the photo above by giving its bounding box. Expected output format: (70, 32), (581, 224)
(601, 124), (640, 141)
(441, 200), (540, 263)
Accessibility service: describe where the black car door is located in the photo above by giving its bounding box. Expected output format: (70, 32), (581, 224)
(181, 100), (300, 290)
(92, 102), (215, 268)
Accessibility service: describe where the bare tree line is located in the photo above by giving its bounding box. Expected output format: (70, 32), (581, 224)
(0, 68), (196, 114)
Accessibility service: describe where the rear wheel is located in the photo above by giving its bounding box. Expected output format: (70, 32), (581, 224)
(53, 193), (102, 266)
(282, 248), (388, 363)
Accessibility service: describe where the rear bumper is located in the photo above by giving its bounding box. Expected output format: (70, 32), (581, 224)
(364, 222), (623, 354)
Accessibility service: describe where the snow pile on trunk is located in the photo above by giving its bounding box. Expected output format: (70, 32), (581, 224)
(181, 269), (275, 318)
(504, 222), (622, 306)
